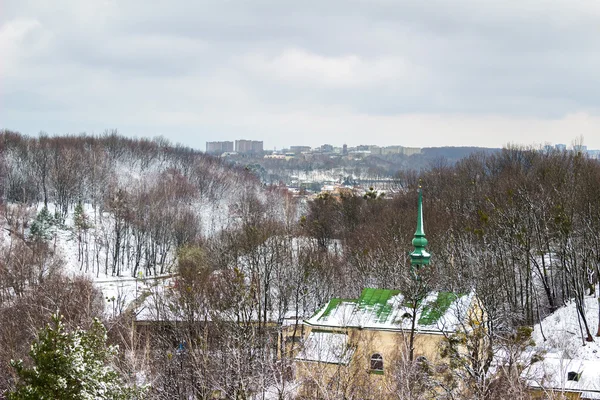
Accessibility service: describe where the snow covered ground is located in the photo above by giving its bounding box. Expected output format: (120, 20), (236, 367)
(532, 295), (600, 361)
(12, 202), (178, 317)
(523, 293), (600, 396)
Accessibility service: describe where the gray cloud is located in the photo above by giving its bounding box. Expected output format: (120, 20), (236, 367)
(1, 0), (600, 149)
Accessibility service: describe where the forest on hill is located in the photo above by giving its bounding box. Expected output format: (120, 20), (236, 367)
(1, 130), (600, 399)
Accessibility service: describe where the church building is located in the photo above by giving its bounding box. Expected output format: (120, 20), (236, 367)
(290, 189), (477, 398)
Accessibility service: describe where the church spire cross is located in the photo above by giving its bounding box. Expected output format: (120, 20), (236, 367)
(410, 185), (430, 266)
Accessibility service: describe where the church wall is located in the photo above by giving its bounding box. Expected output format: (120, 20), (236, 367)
(530, 388), (582, 399)
(292, 325), (450, 399)
(348, 328), (445, 365)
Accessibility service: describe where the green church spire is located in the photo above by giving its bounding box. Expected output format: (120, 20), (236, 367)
(410, 186), (430, 266)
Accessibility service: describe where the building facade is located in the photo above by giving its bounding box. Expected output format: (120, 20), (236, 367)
(235, 140), (263, 154)
(206, 141), (234, 154)
(290, 146), (312, 154)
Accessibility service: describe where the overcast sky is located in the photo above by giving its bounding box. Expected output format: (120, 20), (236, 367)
(1, 0), (600, 150)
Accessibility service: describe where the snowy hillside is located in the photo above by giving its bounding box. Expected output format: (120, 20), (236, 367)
(18, 185), (291, 312)
(0, 135), (292, 316)
(532, 295), (600, 361)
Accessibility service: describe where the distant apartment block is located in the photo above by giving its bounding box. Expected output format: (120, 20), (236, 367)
(320, 144), (334, 153)
(339, 144), (422, 156)
(544, 143), (594, 156)
(588, 150), (600, 159)
(555, 144), (567, 151)
(368, 145), (382, 155)
(401, 147), (422, 156)
(206, 141), (234, 154)
(290, 146), (311, 153)
(235, 140), (263, 154)
(377, 145), (422, 156)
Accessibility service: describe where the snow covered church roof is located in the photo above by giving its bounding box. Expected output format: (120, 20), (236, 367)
(305, 288), (473, 334)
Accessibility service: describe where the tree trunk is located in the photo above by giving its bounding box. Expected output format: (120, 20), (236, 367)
(596, 297), (600, 337)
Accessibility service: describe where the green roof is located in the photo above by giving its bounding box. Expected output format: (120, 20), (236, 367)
(418, 291), (463, 325)
(317, 288), (401, 323)
(357, 288), (400, 323)
(312, 288), (467, 328)
(319, 297), (356, 319)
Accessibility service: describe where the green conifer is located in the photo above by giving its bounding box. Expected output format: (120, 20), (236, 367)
(8, 313), (146, 400)
(29, 206), (55, 242)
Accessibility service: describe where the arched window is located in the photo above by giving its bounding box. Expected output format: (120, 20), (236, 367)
(370, 353), (383, 371)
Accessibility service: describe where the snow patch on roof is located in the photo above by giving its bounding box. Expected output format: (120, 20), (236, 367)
(306, 288), (473, 333)
(524, 357), (600, 398)
(295, 331), (354, 365)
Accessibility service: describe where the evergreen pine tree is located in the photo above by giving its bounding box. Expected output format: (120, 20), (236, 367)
(73, 202), (90, 231)
(8, 313), (145, 400)
(29, 206), (56, 242)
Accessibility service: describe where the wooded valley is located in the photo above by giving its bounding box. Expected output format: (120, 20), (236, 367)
(1, 130), (600, 399)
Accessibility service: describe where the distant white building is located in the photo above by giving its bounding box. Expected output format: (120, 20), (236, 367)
(206, 141), (234, 154)
(555, 144), (568, 151)
(235, 140), (263, 154)
(587, 150), (600, 159)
